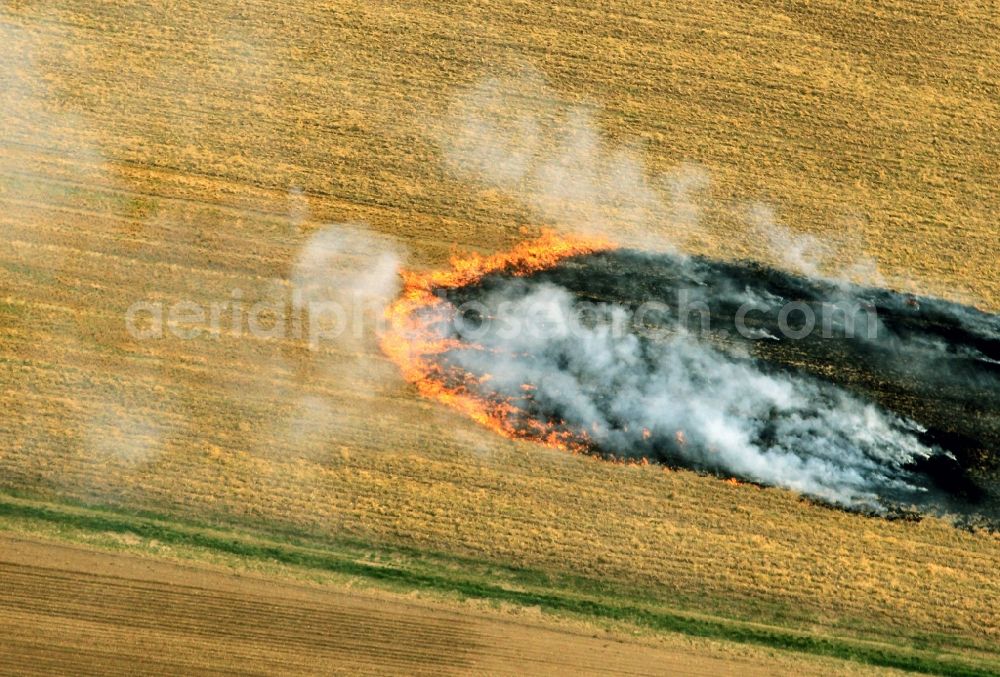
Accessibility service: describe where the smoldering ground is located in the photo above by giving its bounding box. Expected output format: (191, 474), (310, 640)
(430, 249), (1000, 524)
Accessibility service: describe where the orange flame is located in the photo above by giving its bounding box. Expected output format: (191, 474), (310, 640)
(379, 229), (615, 450)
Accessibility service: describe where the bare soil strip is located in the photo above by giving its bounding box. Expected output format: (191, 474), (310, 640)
(0, 534), (811, 676)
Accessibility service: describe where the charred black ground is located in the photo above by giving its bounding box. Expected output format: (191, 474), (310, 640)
(434, 249), (1000, 525)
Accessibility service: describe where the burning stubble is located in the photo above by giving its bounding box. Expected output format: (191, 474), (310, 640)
(380, 233), (1000, 523)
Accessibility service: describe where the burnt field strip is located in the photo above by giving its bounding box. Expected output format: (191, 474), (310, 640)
(438, 249), (1000, 522)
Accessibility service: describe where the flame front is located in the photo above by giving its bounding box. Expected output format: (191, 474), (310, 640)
(379, 229), (616, 451)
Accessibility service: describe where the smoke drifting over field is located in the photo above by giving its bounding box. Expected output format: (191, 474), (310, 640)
(404, 74), (999, 521)
(396, 244), (999, 519)
(440, 72), (709, 247)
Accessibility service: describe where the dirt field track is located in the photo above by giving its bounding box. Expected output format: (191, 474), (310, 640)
(0, 534), (834, 677)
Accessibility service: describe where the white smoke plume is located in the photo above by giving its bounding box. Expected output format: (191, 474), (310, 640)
(748, 201), (890, 289)
(439, 71), (708, 249)
(0, 19), (177, 478)
(425, 72), (1000, 516)
(254, 216), (403, 457)
(292, 224), (401, 317)
(442, 282), (958, 512)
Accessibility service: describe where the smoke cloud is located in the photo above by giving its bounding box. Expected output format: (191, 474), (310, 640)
(253, 212), (404, 467)
(422, 73), (999, 519)
(291, 221), (401, 350)
(448, 285), (932, 511)
(439, 72), (708, 248)
(0, 19), (180, 480)
(431, 250), (999, 516)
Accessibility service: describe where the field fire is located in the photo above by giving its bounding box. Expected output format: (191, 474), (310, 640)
(381, 232), (1000, 523)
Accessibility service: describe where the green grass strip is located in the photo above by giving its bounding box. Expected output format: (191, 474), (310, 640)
(0, 495), (995, 677)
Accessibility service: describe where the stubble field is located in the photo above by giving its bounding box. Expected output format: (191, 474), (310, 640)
(1, 0), (998, 673)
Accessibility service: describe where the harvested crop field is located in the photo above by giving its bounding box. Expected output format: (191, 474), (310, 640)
(1, 0), (998, 673)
